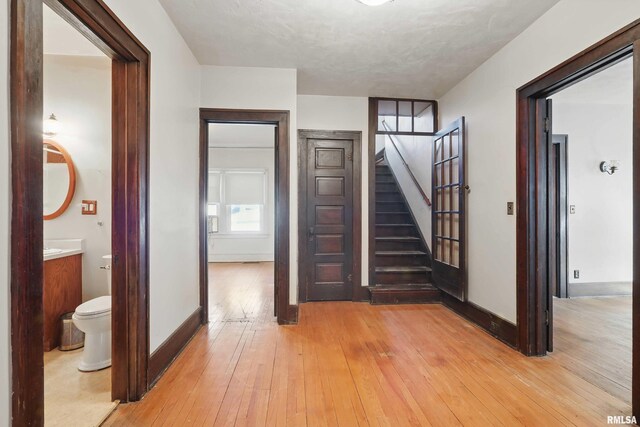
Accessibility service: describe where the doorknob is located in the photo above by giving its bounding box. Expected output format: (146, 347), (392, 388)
(308, 227), (315, 241)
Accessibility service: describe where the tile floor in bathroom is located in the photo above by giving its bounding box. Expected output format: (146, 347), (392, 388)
(44, 348), (118, 427)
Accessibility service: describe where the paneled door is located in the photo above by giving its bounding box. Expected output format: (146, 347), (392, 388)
(432, 117), (467, 301)
(299, 130), (360, 301)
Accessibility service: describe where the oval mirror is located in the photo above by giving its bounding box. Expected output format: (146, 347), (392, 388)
(43, 140), (76, 220)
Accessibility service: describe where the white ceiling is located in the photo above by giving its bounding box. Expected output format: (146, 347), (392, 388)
(44, 5), (105, 57)
(209, 123), (276, 148)
(551, 57), (633, 106)
(159, 0), (559, 98)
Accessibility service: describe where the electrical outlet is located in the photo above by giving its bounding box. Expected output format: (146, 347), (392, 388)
(570, 205), (576, 214)
(574, 270), (580, 279)
(507, 202), (514, 215)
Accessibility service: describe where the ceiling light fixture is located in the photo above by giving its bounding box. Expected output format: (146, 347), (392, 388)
(356, 0), (393, 6)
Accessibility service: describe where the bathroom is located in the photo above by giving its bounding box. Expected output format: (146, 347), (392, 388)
(42, 4), (116, 425)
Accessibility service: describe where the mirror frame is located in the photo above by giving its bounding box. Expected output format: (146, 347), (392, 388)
(43, 139), (76, 220)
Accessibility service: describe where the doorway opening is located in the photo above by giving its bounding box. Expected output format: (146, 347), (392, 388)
(11, 0), (150, 425)
(516, 20), (640, 417)
(42, 4), (115, 425)
(547, 57), (633, 406)
(207, 123), (276, 323)
(199, 109), (293, 325)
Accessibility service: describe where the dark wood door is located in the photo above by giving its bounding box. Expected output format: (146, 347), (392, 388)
(432, 117), (466, 301)
(300, 132), (355, 301)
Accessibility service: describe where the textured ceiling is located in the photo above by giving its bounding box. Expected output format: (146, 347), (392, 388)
(159, 0), (559, 98)
(552, 57), (632, 106)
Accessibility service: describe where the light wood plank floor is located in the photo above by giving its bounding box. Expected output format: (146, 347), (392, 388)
(105, 263), (632, 426)
(553, 296), (632, 406)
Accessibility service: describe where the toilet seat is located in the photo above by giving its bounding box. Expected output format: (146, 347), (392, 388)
(75, 296), (111, 318)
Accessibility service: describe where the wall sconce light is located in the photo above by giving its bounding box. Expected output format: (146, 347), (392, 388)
(600, 160), (620, 175)
(43, 113), (61, 136)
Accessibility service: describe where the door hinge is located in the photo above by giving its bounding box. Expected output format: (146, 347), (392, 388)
(545, 309), (550, 325)
(544, 117), (550, 133)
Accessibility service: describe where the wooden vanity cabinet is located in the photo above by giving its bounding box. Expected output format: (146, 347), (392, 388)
(43, 254), (82, 351)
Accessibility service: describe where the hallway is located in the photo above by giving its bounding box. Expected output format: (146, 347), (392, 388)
(105, 263), (630, 426)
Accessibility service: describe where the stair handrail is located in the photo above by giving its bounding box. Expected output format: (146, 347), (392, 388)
(381, 120), (432, 207)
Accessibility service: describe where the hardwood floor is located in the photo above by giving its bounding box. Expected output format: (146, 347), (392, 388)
(552, 296), (632, 406)
(105, 263), (632, 426)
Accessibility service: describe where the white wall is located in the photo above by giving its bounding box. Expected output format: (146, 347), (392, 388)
(103, 0), (201, 352)
(552, 102), (633, 285)
(208, 147), (275, 262)
(297, 95), (370, 284)
(384, 134), (433, 247)
(437, 0), (640, 322)
(43, 54), (112, 301)
(200, 66), (298, 302)
(0, 0), (10, 422)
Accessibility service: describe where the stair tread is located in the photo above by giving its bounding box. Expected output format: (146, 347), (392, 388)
(376, 251), (427, 256)
(377, 224), (416, 227)
(376, 236), (420, 241)
(377, 211), (410, 214)
(376, 266), (432, 272)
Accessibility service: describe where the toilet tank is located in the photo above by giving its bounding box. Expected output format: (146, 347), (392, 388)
(102, 255), (112, 295)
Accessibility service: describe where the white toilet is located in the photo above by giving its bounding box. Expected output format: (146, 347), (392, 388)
(72, 255), (112, 372)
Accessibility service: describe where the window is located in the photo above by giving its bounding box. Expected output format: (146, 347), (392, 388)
(375, 98), (437, 135)
(207, 169), (267, 235)
(229, 205), (262, 232)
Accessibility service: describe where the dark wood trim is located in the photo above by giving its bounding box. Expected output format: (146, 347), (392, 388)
(148, 307), (202, 386)
(368, 98), (378, 290)
(516, 17), (640, 416)
(633, 40), (640, 419)
(10, 1), (45, 424)
(297, 129), (363, 303)
(11, 0), (150, 424)
(199, 109), (292, 324)
(442, 293), (517, 348)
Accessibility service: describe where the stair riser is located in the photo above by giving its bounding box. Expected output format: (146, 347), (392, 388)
(375, 271), (431, 284)
(369, 289), (441, 305)
(375, 175), (395, 183)
(375, 183), (398, 192)
(376, 166), (391, 173)
(376, 240), (423, 251)
(376, 225), (419, 238)
(376, 193), (404, 202)
(376, 213), (412, 224)
(375, 255), (428, 267)
(376, 202), (407, 213)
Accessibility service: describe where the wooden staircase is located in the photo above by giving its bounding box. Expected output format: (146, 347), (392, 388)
(369, 163), (440, 304)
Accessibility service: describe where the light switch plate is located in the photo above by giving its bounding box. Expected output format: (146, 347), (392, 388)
(82, 200), (98, 215)
(570, 205), (576, 214)
(507, 202), (514, 215)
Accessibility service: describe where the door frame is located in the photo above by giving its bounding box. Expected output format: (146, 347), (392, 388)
(11, 0), (150, 424)
(516, 17), (640, 415)
(199, 109), (294, 324)
(297, 129), (363, 302)
(549, 134), (569, 299)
